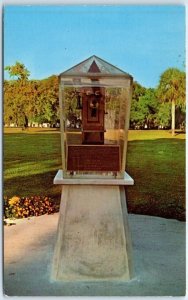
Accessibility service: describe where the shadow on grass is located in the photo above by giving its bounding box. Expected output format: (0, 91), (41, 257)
(4, 170), (62, 202)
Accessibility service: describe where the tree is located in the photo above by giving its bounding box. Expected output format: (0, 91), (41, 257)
(132, 81), (146, 102)
(33, 76), (59, 125)
(130, 82), (160, 129)
(130, 88), (159, 129)
(4, 70), (59, 128)
(157, 68), (186, 135)
(156, 102), (171, 129)
(138, 88), (159, 129)
(4, 62), (33, 128)
(4, 80), (15, 126)
(130, 82), (146, 128)
(5, 61), (30, 81)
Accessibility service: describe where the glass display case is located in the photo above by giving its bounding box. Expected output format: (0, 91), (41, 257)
(59, 55), (133, 179)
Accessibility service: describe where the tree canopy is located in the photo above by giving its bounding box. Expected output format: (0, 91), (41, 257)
(130, 86), (159, 129)
(5, 61), (30, 81)
(157, 68), (185, 108)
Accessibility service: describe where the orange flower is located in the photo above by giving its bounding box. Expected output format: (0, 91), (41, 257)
(9, 196), (20, 206)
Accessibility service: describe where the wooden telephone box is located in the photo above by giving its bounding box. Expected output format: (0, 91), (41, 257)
(81, 86), (105, 144)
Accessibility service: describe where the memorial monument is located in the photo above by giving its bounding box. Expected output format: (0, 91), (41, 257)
(52, 55), (134, 281)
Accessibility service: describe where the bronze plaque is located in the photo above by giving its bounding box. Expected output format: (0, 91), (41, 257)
(67, 145), (120, 172)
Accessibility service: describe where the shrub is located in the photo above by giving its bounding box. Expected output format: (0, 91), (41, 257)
(4, 195), (60, 219)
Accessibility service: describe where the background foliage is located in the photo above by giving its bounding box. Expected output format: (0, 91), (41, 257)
(4, 62), (186, 130)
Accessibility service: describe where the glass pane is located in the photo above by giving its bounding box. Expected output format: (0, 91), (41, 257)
(60, 78), (132, 179)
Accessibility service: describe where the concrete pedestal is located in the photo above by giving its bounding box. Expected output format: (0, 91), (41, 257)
(52, 170), (134, 281)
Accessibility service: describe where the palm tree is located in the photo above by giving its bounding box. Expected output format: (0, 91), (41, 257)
(157, 68), (185, 135)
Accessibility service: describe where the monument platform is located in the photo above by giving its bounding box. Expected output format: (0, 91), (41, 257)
(52, 184), (133, 281)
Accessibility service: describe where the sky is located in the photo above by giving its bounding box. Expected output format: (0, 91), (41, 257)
(3, 5), (185, 88)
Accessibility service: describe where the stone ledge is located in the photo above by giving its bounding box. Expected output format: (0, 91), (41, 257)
(53, 170), (134, 186)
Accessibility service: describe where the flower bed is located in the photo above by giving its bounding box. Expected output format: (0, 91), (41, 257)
(4, 195), (60, 220)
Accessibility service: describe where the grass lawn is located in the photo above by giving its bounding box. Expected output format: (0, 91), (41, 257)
(4, 128), (62, 202)
(126, 130), (185, 221)
(4, 128), (185, 220)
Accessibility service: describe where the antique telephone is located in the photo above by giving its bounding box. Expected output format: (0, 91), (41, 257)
(69, 87), (104, 144)
(76, 87), (105, 144)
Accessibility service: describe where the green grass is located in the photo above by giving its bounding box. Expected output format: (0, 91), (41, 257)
(126, 130), (185, 220)
(4, 130), (62, 200)
(4, 128), (185, 220)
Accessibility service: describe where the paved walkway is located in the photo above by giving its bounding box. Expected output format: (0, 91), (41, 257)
(4, 213), (185, 296)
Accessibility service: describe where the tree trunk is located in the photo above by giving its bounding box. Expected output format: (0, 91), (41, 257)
(24, 115), (28, 128)
(171, 98), (175, 136)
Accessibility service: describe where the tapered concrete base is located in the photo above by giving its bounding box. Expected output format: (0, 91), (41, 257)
(52, 184), (133, 281)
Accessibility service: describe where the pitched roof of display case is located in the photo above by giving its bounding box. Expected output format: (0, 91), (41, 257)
(59, 55), (132, 78)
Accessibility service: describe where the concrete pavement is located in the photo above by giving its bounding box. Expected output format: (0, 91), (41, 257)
(4, 213), (186, 296)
